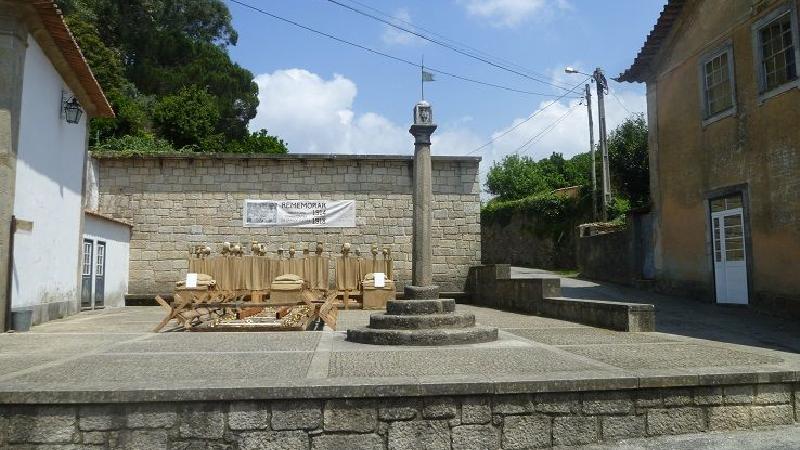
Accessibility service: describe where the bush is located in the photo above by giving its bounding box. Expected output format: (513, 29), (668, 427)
(227, 129), (288, 154)
(607, 196), (632, 223)
(91, 133), (185, 156)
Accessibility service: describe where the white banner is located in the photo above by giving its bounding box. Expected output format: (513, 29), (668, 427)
(243, 200), (356, 228)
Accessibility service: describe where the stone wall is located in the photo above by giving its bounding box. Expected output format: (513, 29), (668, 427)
(92, 153), (481, 294)
(1, 384), (797, 448)
(577, 213), (655, 287)
(481, 212), (579, 270)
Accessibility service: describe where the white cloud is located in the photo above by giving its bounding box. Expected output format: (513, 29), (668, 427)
(381, 9), (421, 46)
(250, 69), (409, 154)
(456, 0), (571, 28)
(250, 67), (646, 197)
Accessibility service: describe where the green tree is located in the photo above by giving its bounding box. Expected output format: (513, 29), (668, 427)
(153, 86), (220, 149)
(607, 115), (649, 208)
(486, 155), (549, 200)
(61, 0), (265, 147)
(485, 152), (594, 201)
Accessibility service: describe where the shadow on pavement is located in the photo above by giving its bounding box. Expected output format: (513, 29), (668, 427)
(513, 267), (800, 354)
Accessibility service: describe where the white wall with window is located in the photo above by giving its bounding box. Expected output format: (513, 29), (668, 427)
(752, 2), (800, 100)
(82, 213), (131, 309)
(10, 35), (88, 324)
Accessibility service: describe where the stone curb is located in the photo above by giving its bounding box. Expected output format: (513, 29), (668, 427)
(0, 369), (796, 404)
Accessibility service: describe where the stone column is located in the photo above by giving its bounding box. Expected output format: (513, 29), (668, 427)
(405, 100), (437, 300)
(346, 100), (498, 345)
(0, 6), (28, 330)
(409, 122), (436, 289)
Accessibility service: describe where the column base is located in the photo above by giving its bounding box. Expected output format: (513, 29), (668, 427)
(403, 285), (439, 300)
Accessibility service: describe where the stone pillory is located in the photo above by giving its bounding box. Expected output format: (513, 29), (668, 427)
(347, 101), (498, 345)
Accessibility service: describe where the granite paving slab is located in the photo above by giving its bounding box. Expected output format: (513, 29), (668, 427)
(4, 352), (314, 385)
(28, 321), (157, 333)
(334, 310), (375, 329)
(0, 356), (68, 377)
(507, 328), (679, 345)
(105, 331), (322, 353)
(0, 306), (798, 402)
(0, 333), (137, 355)
(561, 343), (785, 370)
(328, 347), (598, 378)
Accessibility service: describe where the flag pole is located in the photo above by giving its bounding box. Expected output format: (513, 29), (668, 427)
(421, 55), (425, 100)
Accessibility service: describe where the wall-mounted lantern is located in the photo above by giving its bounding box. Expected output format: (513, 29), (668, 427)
(62, 92), (83, 124)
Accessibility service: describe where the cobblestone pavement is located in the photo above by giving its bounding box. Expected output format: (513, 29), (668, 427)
(1, 292), (798, 448)
(0, 301), (797, 393)
(510, 267), (800, 353)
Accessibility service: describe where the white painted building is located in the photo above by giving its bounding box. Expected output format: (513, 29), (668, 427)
(0, 2), (114, 329)
(82, 211), (131, 309)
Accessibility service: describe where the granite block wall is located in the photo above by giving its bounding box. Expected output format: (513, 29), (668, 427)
(91, 154), (482, 294)
(1, 384), (796, 448)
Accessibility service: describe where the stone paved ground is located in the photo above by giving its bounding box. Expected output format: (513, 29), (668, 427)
(1, 281), (799, 448)
(512, 267), (800, 353)
(0, 298), (798, 394)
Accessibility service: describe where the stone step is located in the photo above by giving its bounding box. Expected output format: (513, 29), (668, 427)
(346, 326), (499, 346)
(386, 299), (456, 315)
(368, 312), (475, 330)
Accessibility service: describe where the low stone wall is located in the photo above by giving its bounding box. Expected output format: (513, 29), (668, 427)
(482, 212), (579, 270)
(577, 227), (638, 285)
(577, 212), (655, 287)
(91, 153), (482, 294)
(2, 384), (797, 448)
(465, 264), (655, 331)
(465, 264), (560, 314)
(541, 297), (655, 332)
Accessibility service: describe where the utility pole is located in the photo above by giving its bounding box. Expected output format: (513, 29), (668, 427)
(593, 68), (611, 222)
(584, 83), (597, 221)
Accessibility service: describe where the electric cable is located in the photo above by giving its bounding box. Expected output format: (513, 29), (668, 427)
(324, 0), (577, 92)
(465, 77), (590, 155)
(227, 0), (581, 98)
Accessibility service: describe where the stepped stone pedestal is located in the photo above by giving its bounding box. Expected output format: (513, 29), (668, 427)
(346, 287), (498, 345)
(347, 100), (498, 346)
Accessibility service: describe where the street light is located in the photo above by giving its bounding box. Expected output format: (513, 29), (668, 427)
(564, 67), (581, 75)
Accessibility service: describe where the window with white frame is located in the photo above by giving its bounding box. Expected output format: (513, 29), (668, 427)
(755, 6), (799, 94)
(95, 243), (105, 277)
(702, 48), (735, 118)
(82, 241), (93, 276)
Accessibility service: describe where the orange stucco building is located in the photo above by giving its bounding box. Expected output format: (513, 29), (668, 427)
(619, 0), (800, 317)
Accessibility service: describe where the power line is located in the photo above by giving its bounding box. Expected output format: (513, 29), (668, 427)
(324, 0), (578, 93)
(337, 0), (572, 89)
(608, 89), (639, 116)
(466, 77), (590, 155)
(227, 0), (578, 98)
(516, 103), (582, 156)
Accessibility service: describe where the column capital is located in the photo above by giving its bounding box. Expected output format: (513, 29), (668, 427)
(409, 124), (437, 145)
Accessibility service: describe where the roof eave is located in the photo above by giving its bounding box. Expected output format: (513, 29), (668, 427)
(617, 0), (687, 83)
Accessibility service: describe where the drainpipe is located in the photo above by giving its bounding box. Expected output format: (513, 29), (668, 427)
(4, 215), (15, 331)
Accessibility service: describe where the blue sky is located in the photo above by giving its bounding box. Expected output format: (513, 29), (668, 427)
(225, 0), (665, 174)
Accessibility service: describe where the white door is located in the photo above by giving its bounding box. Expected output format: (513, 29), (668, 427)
(711, 205), (748, 304)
